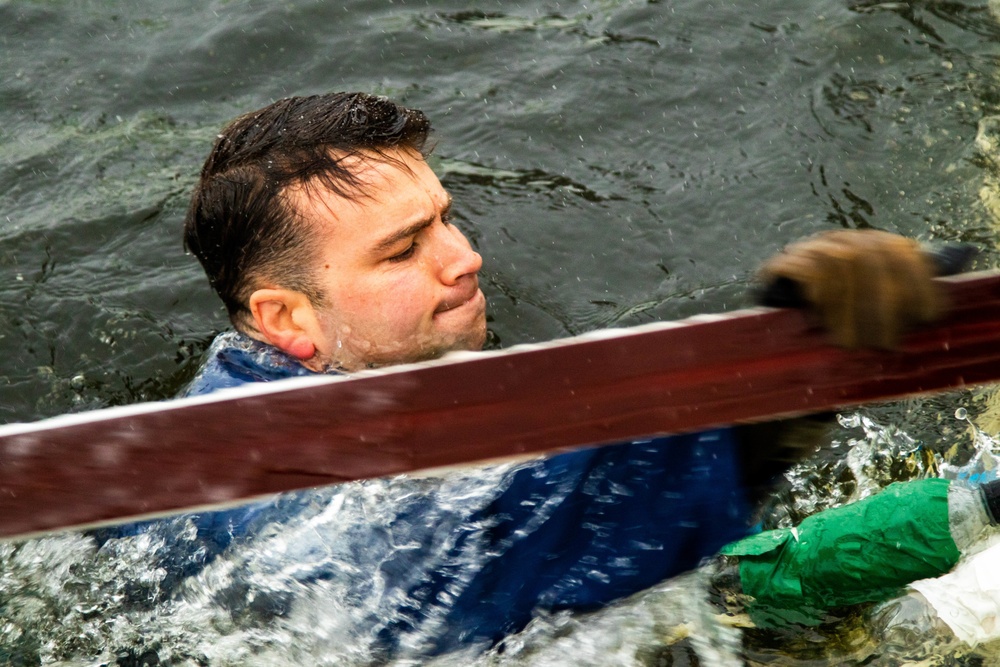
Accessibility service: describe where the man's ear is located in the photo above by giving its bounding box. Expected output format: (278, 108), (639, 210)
(247, 288), (319, 361)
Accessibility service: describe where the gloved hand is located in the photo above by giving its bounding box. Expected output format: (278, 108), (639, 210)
(757, 230), (943, 349)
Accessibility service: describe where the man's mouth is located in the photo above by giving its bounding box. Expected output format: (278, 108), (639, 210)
(435, 286), (483, 315)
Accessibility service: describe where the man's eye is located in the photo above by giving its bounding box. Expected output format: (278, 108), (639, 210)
(388, 243), (417, 263)
(441, 209), (454, 226)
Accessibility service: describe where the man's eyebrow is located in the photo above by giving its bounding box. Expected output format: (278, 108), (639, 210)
(371, 197), (453, 254)
(372, 217), (434, 253)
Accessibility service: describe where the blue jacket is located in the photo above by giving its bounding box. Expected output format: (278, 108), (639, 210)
(105, 332), (754, 655)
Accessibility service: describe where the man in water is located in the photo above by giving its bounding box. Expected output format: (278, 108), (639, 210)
(179, 91), (941, 655)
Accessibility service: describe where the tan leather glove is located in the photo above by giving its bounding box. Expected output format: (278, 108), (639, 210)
(758, 230), (943, 349)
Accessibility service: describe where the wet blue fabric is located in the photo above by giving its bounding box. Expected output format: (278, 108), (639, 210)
(181, 331), (317, 396)
(107, 332), (754, 654)
(411, 429), (751, 652)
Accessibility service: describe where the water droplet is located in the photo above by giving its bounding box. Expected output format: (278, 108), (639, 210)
(956, 407), (968, 420)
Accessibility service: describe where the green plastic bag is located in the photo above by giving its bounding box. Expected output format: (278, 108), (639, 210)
(720, 478), (959, 627)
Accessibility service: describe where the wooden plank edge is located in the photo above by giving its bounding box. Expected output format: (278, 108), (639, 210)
(1, 271), (1000, 538)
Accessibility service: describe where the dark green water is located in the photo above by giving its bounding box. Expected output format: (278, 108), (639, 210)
(4, 0), (1000, 664)
(4, 0), (1000, 423)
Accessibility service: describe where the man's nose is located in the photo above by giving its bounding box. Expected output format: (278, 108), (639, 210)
(437, 223), (482, 284)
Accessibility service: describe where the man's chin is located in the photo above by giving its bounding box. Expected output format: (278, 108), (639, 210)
(342, 338), (483, 371)
(420, 326), (488, 364)
(431, 335), (487, 361)
(457, 320), (488, 353)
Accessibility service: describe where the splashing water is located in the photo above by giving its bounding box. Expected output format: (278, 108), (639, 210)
(760, 413), (933, 531)
(5, 409), (1000, 666)
(939, 407), (1000, 486)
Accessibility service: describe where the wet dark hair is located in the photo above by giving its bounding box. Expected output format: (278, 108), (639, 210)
(183, 92), (432, 329)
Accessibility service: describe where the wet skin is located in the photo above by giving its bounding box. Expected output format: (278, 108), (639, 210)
(250, 148), (487, 373)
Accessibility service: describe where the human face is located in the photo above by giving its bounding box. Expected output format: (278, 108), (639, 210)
(286, 149), (486, 372)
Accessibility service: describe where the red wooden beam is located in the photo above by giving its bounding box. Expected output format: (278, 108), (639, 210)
(3, 271), (1000, 539)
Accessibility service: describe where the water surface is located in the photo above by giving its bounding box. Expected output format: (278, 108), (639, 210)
(4, 0), (1000, 664)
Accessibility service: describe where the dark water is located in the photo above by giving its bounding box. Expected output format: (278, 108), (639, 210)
(4, 0), (1000, 664)
(4, 0), (1000, 423)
